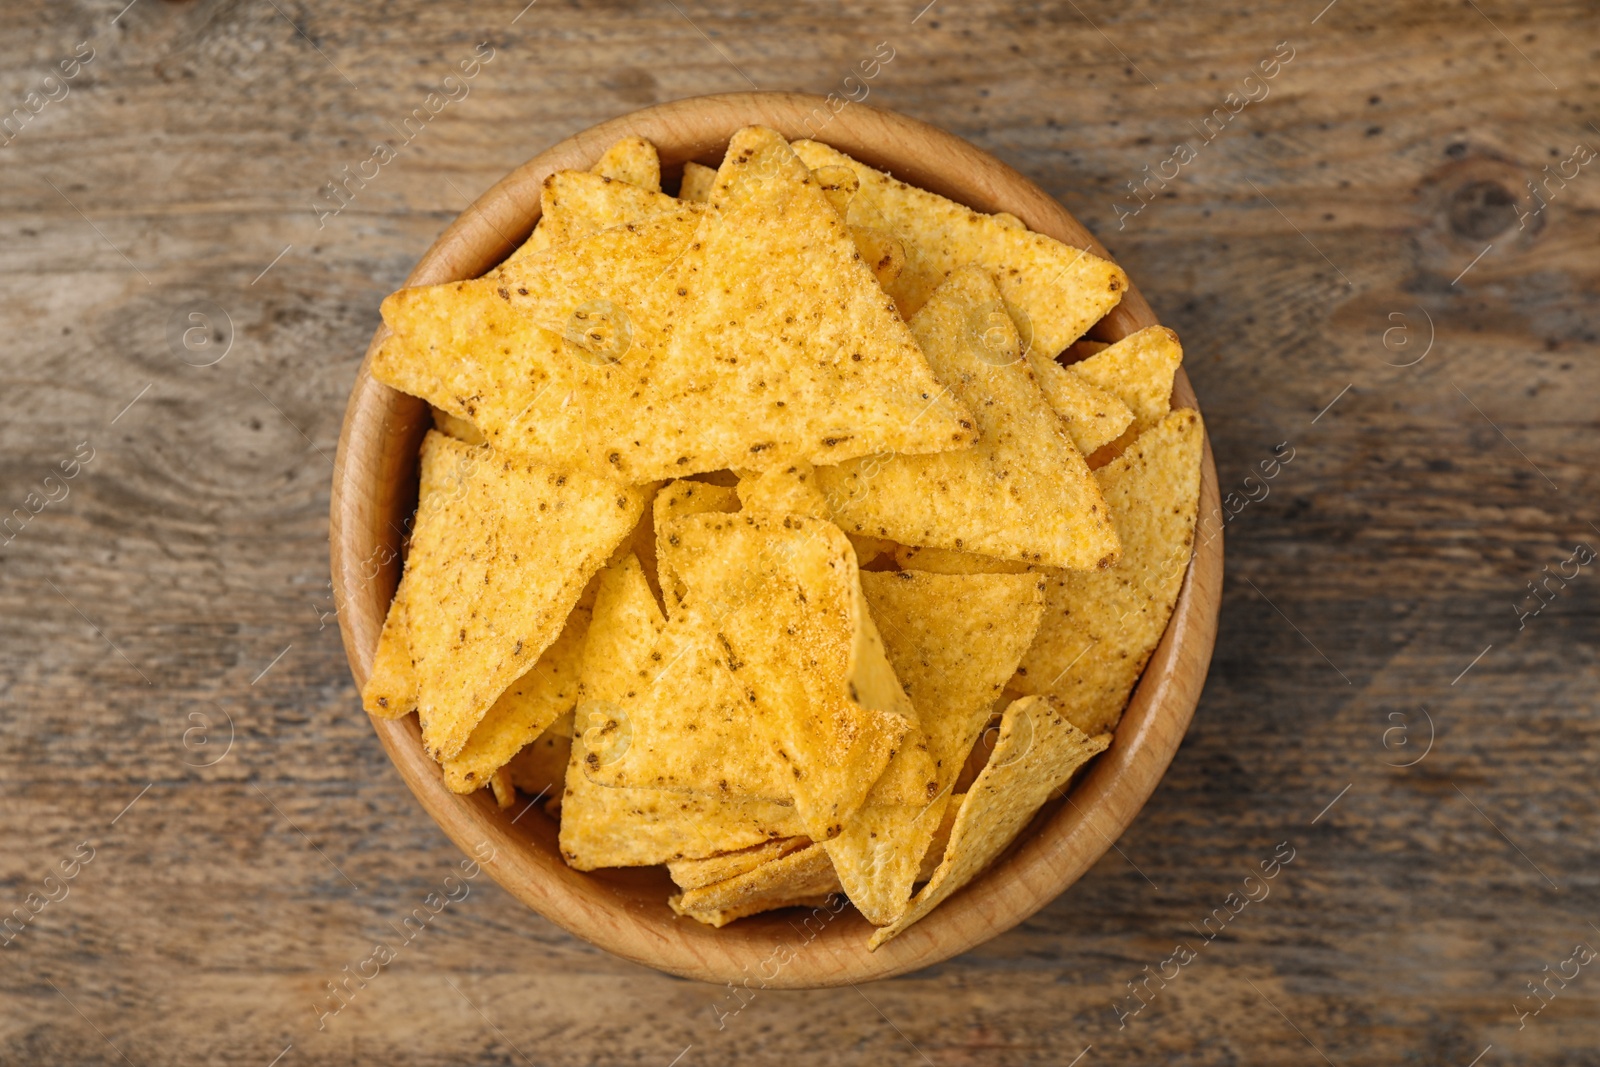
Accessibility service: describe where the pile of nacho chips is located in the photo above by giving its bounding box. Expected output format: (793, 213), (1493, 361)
(363, 127), (1203, 947)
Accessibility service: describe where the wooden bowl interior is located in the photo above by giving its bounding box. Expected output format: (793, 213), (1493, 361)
(330, 92), (1221, 987)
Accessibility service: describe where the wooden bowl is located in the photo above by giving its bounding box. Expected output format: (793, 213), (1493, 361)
(330, 92), (1221, 987)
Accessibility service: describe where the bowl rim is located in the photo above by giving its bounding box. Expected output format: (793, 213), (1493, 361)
(330, 90), (1222, 988)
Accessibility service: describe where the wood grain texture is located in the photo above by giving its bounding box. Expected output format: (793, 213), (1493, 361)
(2, 0), (1597, 1062)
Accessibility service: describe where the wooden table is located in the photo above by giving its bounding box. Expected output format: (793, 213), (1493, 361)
(3, 1), (1596, 1063)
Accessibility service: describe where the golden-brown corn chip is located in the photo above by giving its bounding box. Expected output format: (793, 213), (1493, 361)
(1009, 409), (1203, 734)
(870, 695), (1110, 948)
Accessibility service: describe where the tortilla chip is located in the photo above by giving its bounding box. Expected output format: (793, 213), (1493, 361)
(790, 139), (1127, 357)
(374, 211), (702, 480)
(821, 796), (949, 925)
(674, 841), (840, 914)
(852, 227), (906, 290)
(431, 406), (486, 445)
(676, 125), (973, 467)
(678, 160), (716, 203)
(361, 431), (644, 760)
(688, 159), (899, 288)
(489, 767), (516, 809)
(654, 479), (740, 616)
(441, 597), (592, 793)
(376, 130), (974, 482)
(528, 170), (696, 254)
(512, 137), (665, 258)
(590, 134), (661, 191)
(815, 267), (1120, 569)
(363, 580), (416, 719)
(673, 795), (961, 926)
(1068, 326), (1182, 437)
(1010, 409), (1203, 734)
(863, 570), (1045, 788)
(585, 512), (913, 840)
(558, 553), (806, 870)
(824, 569), (1045, 923)
(869, 695), (1111, 948)
(890, 544), (1030, 575)
(735, 461), (831, 520)
(668, 837), (813, 891)
(577, 612), (790, 798)
(1031, 359), (1134, 456)
(504, 710), (573, 808)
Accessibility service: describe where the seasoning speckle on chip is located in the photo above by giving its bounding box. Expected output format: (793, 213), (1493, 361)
(363, 129), (1200, 943)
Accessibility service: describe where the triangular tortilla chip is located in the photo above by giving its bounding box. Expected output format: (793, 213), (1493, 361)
(667, 837), (813, 891)
(824, 569), (1045, 923)
(1068, 325), (1182, 439)
(672, 841), (840, 916)
(686, 157), (901, 288)
(589, 134), (661, 191)
(869, 695), (1110, 948)
(375, 130), (974, 482)
(585, 512), (913, 840)
(821, 797), (949, 925)
(359, 431), (645, 760)
(669, 125), (972, 468)
(558, 553), (806, 870)
(526, 169), (698, 253)
(579, 611), (792, 798)
(673, 793), (963, 926)
(815, 267), (1120, 569)
(373, 212), (703, 481)
(678, 160), (716, 202)
(790, 139), (1127, 357)
(863, 570), (1046, 788)
(1010, 409), (1203, 734)
(1031, 358), (1135, 456)
(513, 135), (664, 259)
(441, 596), (592, 794)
